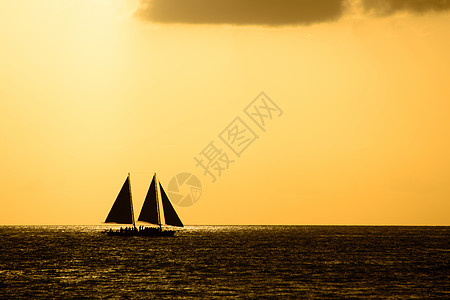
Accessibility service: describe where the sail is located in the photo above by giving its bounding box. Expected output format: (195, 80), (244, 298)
(138, 176), (159, 225)
(105, 177), (134, 224)
(160, 183), (183, 227)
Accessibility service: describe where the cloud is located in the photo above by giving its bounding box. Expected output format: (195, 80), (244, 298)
(135, 0), (348, 26)
(361, 0), (450, 15)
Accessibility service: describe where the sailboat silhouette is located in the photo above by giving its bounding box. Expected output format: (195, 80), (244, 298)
(104, 173), (183, 236)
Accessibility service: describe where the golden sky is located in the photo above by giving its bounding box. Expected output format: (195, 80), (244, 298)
(1, 0), (449, 225)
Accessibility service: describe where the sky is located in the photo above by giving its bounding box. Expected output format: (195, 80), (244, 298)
(0, 0), (449, 225)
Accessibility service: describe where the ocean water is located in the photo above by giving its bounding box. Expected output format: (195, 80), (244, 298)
(0, 225), (449, 299)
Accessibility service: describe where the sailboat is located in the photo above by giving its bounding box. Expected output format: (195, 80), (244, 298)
(104, 173), (183, 236)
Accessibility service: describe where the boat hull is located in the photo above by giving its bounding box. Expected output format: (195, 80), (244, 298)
(104, 229), (176, 237)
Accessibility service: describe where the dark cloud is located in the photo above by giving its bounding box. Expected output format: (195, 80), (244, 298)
(362, 0), (450, 15)
(135, 0), (348, 26)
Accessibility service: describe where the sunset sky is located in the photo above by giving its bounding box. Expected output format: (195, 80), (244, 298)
(1, 0), (449, 225)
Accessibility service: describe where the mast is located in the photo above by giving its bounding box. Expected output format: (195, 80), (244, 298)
(128, 173), (136, 228)
(137, 173), (182, 229)
(155, 173), (162, 230)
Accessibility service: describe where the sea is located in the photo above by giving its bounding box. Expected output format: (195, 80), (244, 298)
(0, 225), (448, 299)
